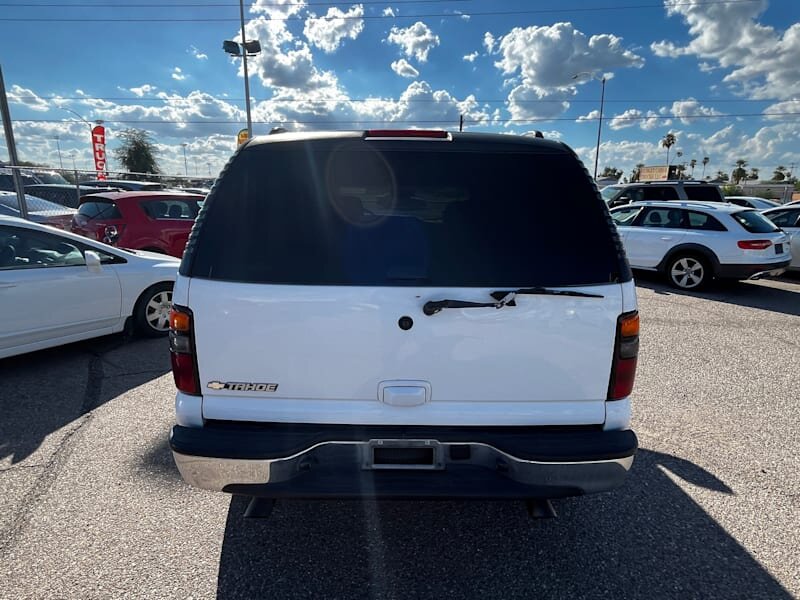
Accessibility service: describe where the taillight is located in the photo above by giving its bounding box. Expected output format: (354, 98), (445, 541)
(103, 225), (121, 244)
(169, 305), (200, 395)
(608, 311), (639, 401)
(737, 240), (772, 250)
(364, 129), (449, 139)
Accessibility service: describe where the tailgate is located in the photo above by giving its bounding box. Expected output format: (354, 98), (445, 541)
(190, 280), (622, 426)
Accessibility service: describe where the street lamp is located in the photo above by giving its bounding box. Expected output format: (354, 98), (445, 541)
(573, 72), (607, 181)
(181, 143), (189, 176)
(223, 0), (262, 141)
(53, 135), (64, 170)
(61, 108), (104, 178)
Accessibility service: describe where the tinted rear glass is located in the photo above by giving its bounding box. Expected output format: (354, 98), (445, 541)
(187, 142), (625, 287)
(77, 201), (122, 219)
(684, 186), (723, 202)
(731, 210), (780, 233)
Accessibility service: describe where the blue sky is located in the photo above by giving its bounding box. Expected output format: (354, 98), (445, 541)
(1, 0), (799, 179)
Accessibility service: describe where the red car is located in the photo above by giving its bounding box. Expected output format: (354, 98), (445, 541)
(71, 191), (203, 257)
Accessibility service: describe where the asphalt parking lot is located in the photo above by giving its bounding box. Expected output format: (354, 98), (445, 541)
(1, 275), (799, 599)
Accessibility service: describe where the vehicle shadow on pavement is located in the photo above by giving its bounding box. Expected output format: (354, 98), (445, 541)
(635, 272), (800, 317)
(0, 335), (170, 465)
(215, 449), (791, 599)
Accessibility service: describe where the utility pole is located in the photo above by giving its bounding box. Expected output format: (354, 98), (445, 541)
(594, 77), (606, 182)
(239, 0), (253, 139)
(0, 65), (28, 219)
(54, 135), (64, 170)
(181, 143), (189, 177)
(459, 114), (463, 132)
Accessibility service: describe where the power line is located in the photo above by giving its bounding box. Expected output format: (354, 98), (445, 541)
(37, 96), (786, 104)
(0, 0), (762, 22)
(9, 111), (800, 124)
(0, 0), (465, 6)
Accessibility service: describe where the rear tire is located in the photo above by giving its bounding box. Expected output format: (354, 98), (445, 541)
(666, 254), (710, 290)
(133, 282), (174, 337)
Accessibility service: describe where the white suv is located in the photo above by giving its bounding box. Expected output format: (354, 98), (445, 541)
(610, 201), (791, 289)
(168, 130), (639, 510)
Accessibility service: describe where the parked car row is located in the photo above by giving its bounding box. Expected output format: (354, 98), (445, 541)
(610, 201), (795, 289)
(0, 215), (180, 359)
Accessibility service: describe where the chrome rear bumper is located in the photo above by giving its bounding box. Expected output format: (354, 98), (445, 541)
(172, 437), (635, 498)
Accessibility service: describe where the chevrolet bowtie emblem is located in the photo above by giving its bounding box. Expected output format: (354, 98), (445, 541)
(206, 381), (279, 392)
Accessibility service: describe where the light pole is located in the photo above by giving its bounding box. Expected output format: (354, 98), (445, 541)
(573, 72), (606, 181)
(61, 108), (104, 178)
(181, 143), (189, 176)
(53, 135), (64, 170)
(207, 161), (212, 177)
(223, 0), (262, 141)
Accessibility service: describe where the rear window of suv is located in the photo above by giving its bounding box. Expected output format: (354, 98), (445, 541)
(186, 141), (627, 287)
(684, 185), (724, 203)
(77, 201), (122, 220)
(731, 210), (780, 233)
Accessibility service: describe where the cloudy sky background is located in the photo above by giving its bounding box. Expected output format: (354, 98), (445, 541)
(0, 0), (798, 180)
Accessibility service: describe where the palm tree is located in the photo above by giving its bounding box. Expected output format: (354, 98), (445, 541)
(702, 156), (710, 179)
(661, 133), (677, 168)
(732, 159), (748, 184)
(690, 159), (697, 178)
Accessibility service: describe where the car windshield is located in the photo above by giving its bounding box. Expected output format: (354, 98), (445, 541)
(731, 210), (781, 233)
(601, 186), (623, 202)
(31, 172), (69, 185)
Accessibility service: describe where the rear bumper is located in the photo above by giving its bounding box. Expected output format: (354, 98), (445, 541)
(716, 259), (791, 280)
(170, 423), (637, 499)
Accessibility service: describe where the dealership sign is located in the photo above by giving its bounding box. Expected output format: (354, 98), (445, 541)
(91, 125), (107, 180)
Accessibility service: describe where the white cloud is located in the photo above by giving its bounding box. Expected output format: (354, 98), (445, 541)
(189, 45), (208, 60)
(576, 110), (600, 122)
(608, 108), (663, 131)
(506, 86), (573, 122)
(483, 32), (496, 53)
(130, 84), (157, 97)
(669, 98), (724, 124)
(463, 51), (479, 63)
(7, 85), (49, 112)
(609, 109), (643, 130)
(171, 67), (186, 81)
(651, 0), (800, 100)
(496, 23), (645, 92)
(390, 59), (419, 78)
(303, 4), (365, 53)
(387, 21), (440, 62)
(495, 23), (644, 123)
(251, 0), (306, 19)
(243, 16), (340, 94)
(456, 11), (470, 21)
(763, 99), (800, 120)
(382, 7), (395, 17)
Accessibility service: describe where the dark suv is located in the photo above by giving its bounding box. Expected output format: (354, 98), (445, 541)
(602, 181), (725, 207)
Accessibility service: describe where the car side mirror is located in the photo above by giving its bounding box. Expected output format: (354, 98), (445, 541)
(85, 250), (102, 273)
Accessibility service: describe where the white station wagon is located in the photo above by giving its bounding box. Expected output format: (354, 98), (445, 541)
(610, 201), (791, 289)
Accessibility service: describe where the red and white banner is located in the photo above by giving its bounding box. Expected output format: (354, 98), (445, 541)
(91, 125), (107, 181)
